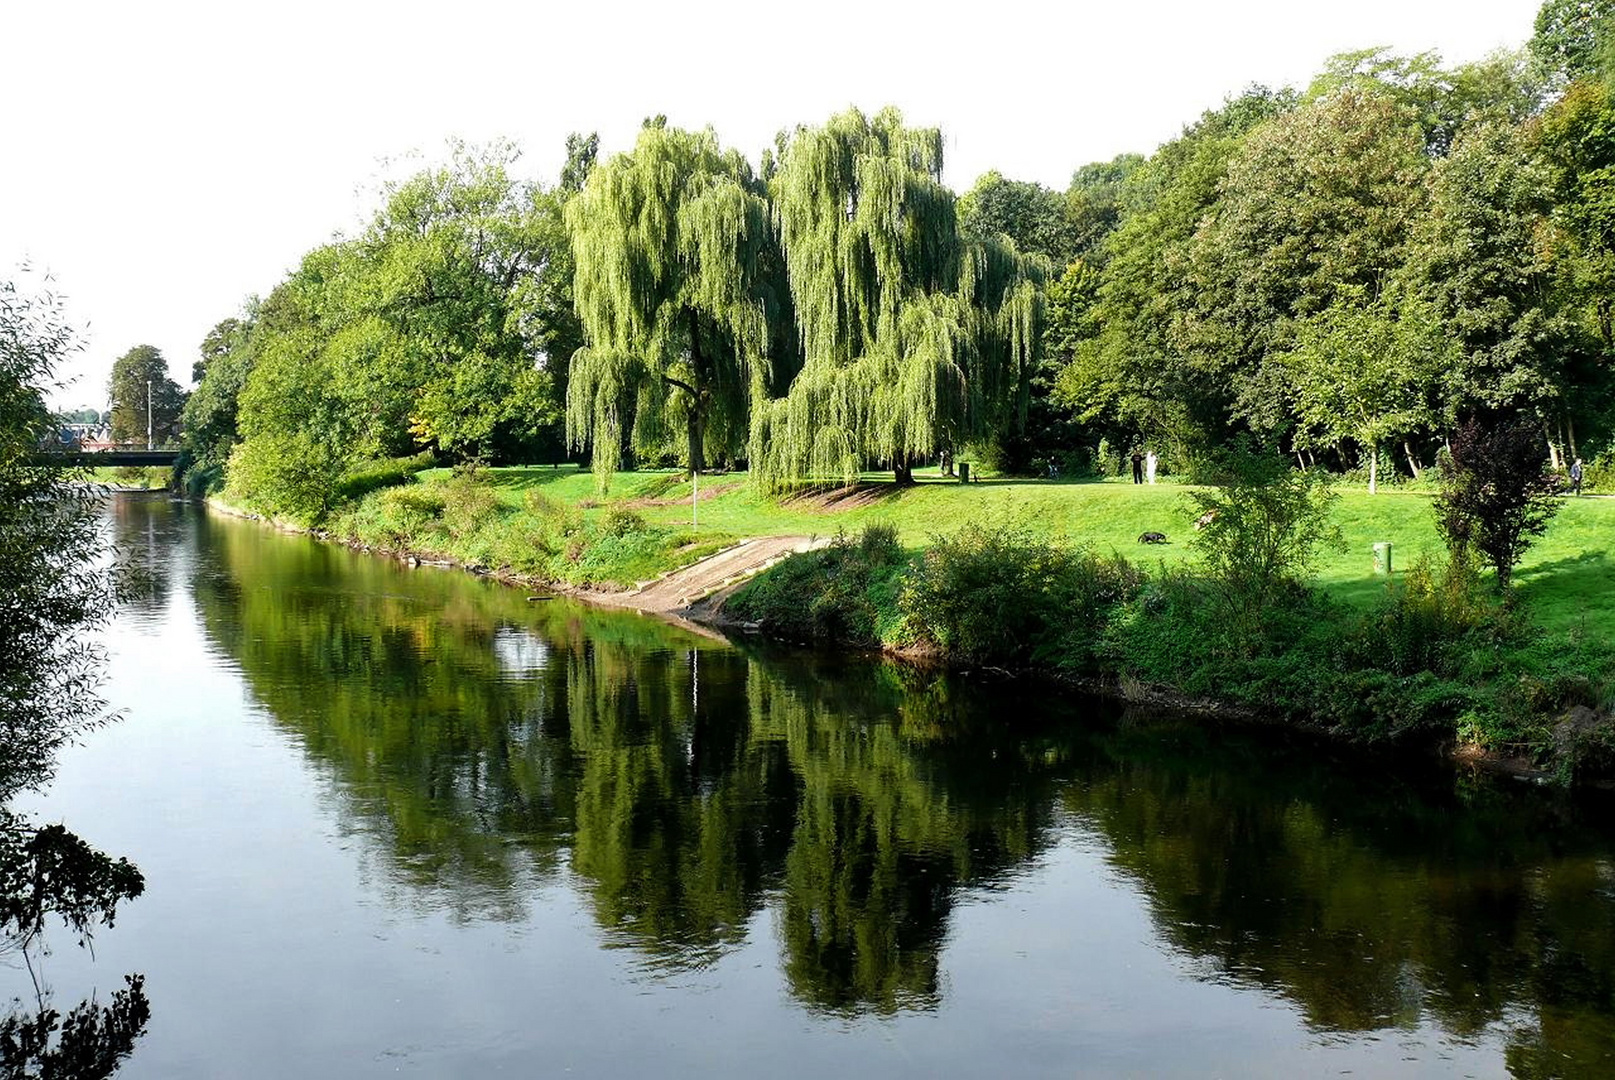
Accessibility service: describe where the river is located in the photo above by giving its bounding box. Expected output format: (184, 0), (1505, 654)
(9, 495), (1615, 1077)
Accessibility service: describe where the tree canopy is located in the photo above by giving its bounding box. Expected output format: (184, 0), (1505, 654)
(108, 345), (184, 447)
(751, 108), (1046, 487)
(565, 123), (780, 482)
(172, 0), (1615, 520)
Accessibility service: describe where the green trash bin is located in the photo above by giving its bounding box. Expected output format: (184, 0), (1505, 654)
(1372, 542), (1393, 576)
(958, 461), (970, 484)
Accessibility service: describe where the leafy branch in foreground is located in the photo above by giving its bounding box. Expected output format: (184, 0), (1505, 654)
(1, 272), (150, 1077)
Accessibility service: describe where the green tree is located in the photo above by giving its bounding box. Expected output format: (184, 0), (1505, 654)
(1403, 121), (1575, 434)
(752, 107), (1045, 487)
(220, 142), (576, 518)
(566, 123), (778, 484)
(1064, 153), (1146, 262)
(1539, 79), (1615, 360)
(1277, 289), (1453, 490)
(506, 133), (597, 451)
(1189, 87), (1429, 439)
(1529, 0), (1615, 82)
(356, 141), (563, 459)
(1306, 47), (1547, 156)
(107, 344), (184, 447)
(957, 170), (1079, 264)
(1055, 87), (1295, 458)
(182, 313), (262, 483)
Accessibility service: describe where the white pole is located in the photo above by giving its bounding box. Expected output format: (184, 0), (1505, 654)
(146, 379), (153, 450)
(692, 468), (698, 529)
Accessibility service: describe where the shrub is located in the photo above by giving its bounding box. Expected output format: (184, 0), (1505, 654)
(333, 452), (436, 503)
(1347, 553), (1492, 677)
(439, 475), (501, 540)
(857, 522), (901, 566)
(224, 431), (345, 525)
(1581, 449), (1615, 493)
(1187, 446), (1342, 609)
(901, 522), (1142, 668)
(1435, 414), (1562, 590)
(601, 506), (646, 537)
(384, 484), (448, 521)
(727, 526), (910, 646)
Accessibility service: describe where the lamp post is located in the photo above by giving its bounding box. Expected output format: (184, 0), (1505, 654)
(146, 379), (153, 450)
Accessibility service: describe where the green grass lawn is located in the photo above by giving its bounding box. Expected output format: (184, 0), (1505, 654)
(420, 464), (1613, 637)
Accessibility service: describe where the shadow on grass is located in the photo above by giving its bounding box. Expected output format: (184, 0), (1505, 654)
(1322, 548), (1615, 636)
(479, 465), (590, 490)
(1321, 575), (1398, 610)
(1515, 549), (1615, 633)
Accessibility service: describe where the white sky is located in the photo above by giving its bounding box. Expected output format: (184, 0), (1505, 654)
(4, 0), (1542, 410)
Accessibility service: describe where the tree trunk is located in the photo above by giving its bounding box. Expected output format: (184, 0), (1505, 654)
(1567, 415), (1580, 464)
(893, 454), (915, 486)
(687, 413), (706, 476)
(1403, 439), (1422, 480)
(1369, 444), (1378, 495)
(1546, 426), (1562, 471)
(683, 309), (708, 476)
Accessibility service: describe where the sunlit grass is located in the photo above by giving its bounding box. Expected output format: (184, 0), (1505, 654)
(426, 464), (1612, 637)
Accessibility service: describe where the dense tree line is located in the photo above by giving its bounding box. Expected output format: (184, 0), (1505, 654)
(184, 1), (1615, 517)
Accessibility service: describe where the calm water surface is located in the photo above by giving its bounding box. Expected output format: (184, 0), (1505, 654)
(11, 497), (1615, 1078)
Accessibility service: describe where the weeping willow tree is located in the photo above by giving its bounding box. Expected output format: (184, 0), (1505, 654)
(751, 107), (1047, 488)
(566, 122), (785, 486)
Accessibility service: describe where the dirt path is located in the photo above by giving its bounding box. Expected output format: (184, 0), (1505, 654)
(588, 535), (829, 614)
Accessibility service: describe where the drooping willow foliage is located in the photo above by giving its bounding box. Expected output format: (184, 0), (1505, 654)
(566, 123), (782, 486)
(751, 108), (1047, 488)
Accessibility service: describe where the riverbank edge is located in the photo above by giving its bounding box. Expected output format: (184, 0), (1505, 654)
(201, 494), (1588, 788)
(682, 585), (1568, 783)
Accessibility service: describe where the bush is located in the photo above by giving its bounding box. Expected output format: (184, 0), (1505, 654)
(1435, 414), (1562, 591)
(857, 522), (901, 565)
(1187, 446), (1342, 610)
(1581, 449), (1615, 494)
(224, 431), (346, 524)
(439, 475), (502, 541)
(1346, 554), (1493, 677)
(901, 521), (1142, 668)
(333, 452), (436, 503)
(727, 526), (910, 646)
(601, 506), (646, 537)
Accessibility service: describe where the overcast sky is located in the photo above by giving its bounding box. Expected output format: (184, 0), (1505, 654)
(4, 0), (1543, 410)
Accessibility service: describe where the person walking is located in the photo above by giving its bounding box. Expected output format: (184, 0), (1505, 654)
(1146, 450), (1158, 485)
(1571, 457), (1584, 496)
(1130, 449), (1144, 485)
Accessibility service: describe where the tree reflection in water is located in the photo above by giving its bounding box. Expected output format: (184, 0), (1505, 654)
(191, 502), (1615, 1070)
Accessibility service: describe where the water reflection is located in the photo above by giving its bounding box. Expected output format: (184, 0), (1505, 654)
(152, 499), (1615, 1072)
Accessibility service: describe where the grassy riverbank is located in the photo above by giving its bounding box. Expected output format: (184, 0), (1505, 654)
(221, 459), (1615, 777)
(326, 462), (1615, 637)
